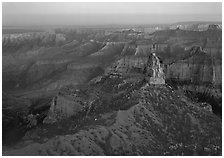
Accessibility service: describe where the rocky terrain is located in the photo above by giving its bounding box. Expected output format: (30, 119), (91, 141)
(3, 73), (221, 156)
(2, 23), (222, 155)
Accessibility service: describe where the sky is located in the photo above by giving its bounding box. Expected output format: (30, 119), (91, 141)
(2, 2), (222, 26)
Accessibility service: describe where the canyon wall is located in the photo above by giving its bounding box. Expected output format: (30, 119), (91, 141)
(166, 51), (221, 86)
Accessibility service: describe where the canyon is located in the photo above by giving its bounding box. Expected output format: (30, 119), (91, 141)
(2, 23), (222, 155)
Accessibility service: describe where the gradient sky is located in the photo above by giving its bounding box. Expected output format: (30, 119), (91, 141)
(3, 2), (222, 26)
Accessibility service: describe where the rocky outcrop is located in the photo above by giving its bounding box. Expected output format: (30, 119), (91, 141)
(144, 53), (165, 84)
(43, 92), (86, 123)
(105, 50), (165, 85)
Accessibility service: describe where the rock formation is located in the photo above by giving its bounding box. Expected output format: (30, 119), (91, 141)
(43, 92), (86, 123)
(2, 24), (222, 156)
(3, 75), (221, 156)
(144, 52), (165, 84)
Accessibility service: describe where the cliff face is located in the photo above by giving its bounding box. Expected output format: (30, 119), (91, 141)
(150, 28), (222, 110)
(2, 32), (66, 54)
(43, 94), (85, 123)
(144, 53), (165, 84)
(166, 51), (221, 86)
(106, 41), (222, 113)
(105, 56), (147, 75)
(105, 46), (166, 85)
(135, 44), (168, 56)
(165, 46), (221, 113)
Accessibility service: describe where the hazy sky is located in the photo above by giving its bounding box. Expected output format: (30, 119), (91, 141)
(3, 2), (222, 26)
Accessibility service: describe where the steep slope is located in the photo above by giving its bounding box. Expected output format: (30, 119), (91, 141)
(3, 36), (124, 93)
(3, 75), (221, 156)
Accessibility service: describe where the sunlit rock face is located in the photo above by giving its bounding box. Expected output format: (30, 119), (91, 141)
(106, 45), (165, 85)
(144, 53), (165, 85)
